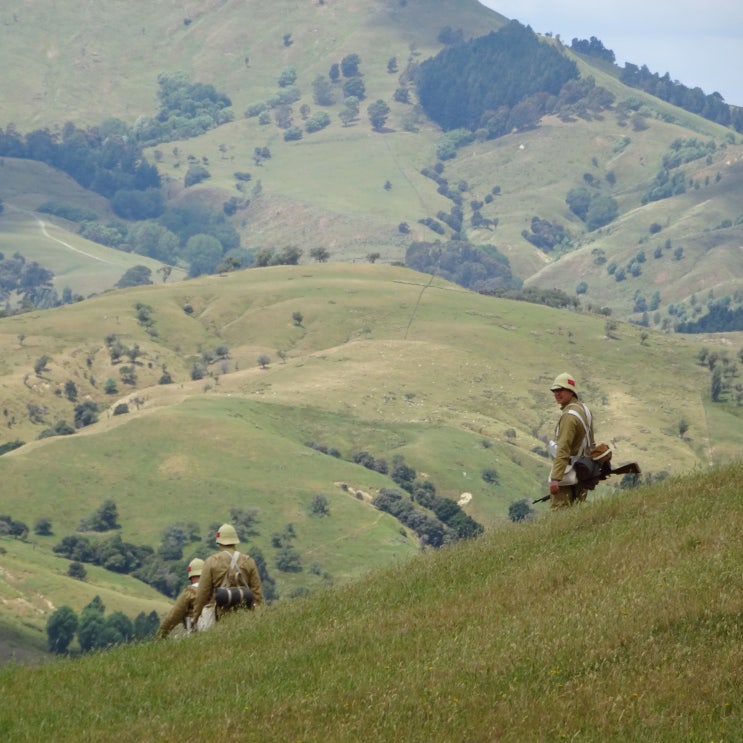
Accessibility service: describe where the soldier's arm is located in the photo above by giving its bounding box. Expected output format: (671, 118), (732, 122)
(156, 588), (190, 639)
(192, 562), (213, 624)
(247, 561), (264, 607)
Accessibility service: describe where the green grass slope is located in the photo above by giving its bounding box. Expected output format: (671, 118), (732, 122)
(0, 0), (506, 129)
(1, 463), (741, 742)
(1, 264), (742, 659)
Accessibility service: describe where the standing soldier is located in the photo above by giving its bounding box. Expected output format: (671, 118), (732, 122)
(548, 372), (596, 509)
(192, 523), (264, 629)
(156, 557), (204, 639)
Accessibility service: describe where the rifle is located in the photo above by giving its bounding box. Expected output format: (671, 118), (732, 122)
(532, 461), (641, 504)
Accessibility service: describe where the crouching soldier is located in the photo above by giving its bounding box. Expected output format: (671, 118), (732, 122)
(156, 558), (204, 639)
(191, 523), (264, 630)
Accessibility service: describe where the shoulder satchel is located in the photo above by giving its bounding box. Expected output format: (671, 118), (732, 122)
(567, 404), (613, 489)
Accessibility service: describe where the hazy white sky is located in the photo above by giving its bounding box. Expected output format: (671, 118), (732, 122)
(479, 1), (742, 107)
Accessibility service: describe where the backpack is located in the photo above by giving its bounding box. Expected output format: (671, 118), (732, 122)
(214, 551), (254, 610)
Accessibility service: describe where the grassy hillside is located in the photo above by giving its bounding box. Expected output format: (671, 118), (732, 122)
(1, 463), (741, 741)
(0, 0), (505, 129)
(2, 1), (743, 665)
(1, 263), (742, 660)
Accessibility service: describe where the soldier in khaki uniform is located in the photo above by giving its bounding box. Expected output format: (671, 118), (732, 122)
(192, 523), (264, 628)
(548, 372), (595, 509)
(156, 558), (204, 639)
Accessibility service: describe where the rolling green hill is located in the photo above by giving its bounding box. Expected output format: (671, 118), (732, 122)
(1, 263), (742, 661)
(1, 462), (741, 741)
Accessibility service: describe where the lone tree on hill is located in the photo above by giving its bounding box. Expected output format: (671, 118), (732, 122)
(368, 99), (391, 131)
(46, 605), (79, 654)
(79, 499), (120, 532)
(309, 247), (330, 263)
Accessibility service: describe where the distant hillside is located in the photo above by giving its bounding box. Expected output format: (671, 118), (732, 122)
(0, 0), (741, 328)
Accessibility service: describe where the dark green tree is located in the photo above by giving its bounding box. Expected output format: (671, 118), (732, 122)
(46, 606), (78, 654)
(711, 366), (724, 401)
(368, 100), (391, 131)
(340, 53), (361, 77)
(116, 265), (153, 289)
(68, 561), (87, 580)
(133, 610), (160, 640)
(566, 187), (591, 221)
(312, 75), (335, 106)
(183, 234), (224, 277)
(308, 494), (330, 517)
(74, 401), (99, 428)
(103, 611), (134, 646)
(34, 516), (53, 536)
(33, 355), (51, 376)
(309, 247), (330, 262)
(79, 499), (119, 532)
(508, 499), (534, 523)
(585, 195), (619, 231)
(77, 596), (106, 652)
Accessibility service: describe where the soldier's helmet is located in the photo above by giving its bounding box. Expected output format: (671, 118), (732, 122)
(216, 523), (240, 546)
(187, 558), (204, 578)
(550, 372), (578, 395)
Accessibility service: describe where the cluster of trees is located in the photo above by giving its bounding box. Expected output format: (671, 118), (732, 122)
(418, 162), (500, 238)
(132, 72), (234, 145)
(78, 499), (120, 532)
(566, 184), (619, 231)
(695, 347), (743, 404)
(620, 63), (743, 132)
(0, 513), (30, 539)
(480, 286), (581, 311)
(521, 217), (571, 253)
(46, 595), (159, 655)
(677, 296), (743, 334)
(75, 201), (245, 277)
(405, 240), (521, 293)
(0, 120), (160, 204)
(307, 442), (483, 545)
(570, 36), (616, 64)
(0, 251), (59, 311)
(641, 138), (717, 205)
(418, 21), (597, 138)
(27, 369), (101, 438)
(246, 51), (383, 135)
(373, 482), (482, 548)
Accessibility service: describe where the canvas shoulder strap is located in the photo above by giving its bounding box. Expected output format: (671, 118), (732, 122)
(216, 550), (240, 588)
(566, 403), (593, 456)
(221, 550), (249, 588)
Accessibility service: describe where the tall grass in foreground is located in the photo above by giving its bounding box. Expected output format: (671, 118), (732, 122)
(1, 463), (741, 742)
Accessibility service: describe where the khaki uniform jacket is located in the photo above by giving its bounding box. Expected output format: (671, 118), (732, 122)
(550, 400), (594, 481)
(192, 548), (264, 625)
(156, 583), (198, 639)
